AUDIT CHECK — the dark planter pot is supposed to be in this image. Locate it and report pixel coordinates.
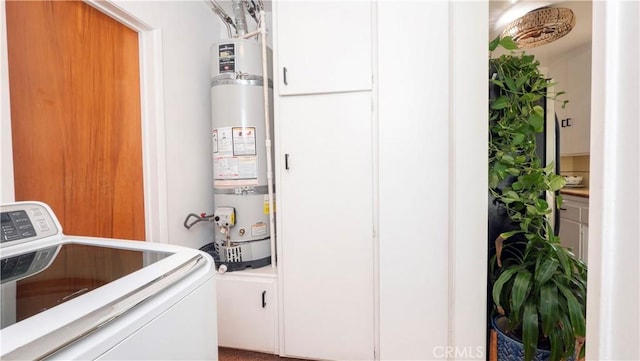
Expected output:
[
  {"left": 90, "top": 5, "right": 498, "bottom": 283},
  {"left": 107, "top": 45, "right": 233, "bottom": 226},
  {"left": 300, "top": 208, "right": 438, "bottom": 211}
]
[{"left": 492, "top": 316, "right": 575, "bottom": 361}]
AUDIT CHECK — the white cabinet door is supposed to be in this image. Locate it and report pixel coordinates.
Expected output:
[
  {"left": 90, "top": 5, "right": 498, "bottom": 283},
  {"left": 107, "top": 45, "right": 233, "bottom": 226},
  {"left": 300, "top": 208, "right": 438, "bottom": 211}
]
[
  {"left": 580, "top": 203, "right": 589, "bottom": 265},
  {"left": 216, "top": 273, "right": 278, "bottom": 353},
  {"left": 581, "top": 224, "right": 589, "bottom": 265},
  {"left": 559, "top": 217, "right": 581, "bottom": 258},
  {"left": 559, "top": 195, "right": 589, "bottom": 264},
  {"left": 274, "top": 1, "right": 372, "bottom": 95},
  {"left": 277, "top": 92, "right": 374, "bottom": 360}
]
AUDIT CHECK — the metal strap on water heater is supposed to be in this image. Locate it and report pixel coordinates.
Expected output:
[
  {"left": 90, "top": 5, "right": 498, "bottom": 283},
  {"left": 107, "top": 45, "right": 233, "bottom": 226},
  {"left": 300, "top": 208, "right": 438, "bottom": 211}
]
[
  {"left": 210, "top": 75, "right": 273, "bottom": 88},
  {"left": 213, "top": 185, "right": 272, "bottom": 195}
]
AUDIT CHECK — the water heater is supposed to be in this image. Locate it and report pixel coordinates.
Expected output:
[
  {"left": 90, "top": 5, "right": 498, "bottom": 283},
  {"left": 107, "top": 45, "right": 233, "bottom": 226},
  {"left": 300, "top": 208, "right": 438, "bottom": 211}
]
[{"left": 209, "top": 38, "right": 274, "bottom": 271}]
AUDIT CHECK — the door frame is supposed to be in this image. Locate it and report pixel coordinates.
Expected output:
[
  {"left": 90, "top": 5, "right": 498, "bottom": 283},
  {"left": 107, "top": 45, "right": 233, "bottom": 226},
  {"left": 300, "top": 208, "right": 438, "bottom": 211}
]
[
  {"left": 0, "top": 0, "right": 169, "bottom": 243},
  {"left": 1, "top": 1, "right": 15, "bottom": 202}
]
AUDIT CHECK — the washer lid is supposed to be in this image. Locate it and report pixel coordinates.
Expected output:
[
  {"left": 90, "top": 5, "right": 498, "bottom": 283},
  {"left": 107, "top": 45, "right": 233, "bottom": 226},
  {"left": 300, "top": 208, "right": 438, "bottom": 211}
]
[
  {"left": 1, "top": 242, "right": 171, "bottom": 329},
  {"left": 1, "top": 239, "right": 209, "bottom": 361}
]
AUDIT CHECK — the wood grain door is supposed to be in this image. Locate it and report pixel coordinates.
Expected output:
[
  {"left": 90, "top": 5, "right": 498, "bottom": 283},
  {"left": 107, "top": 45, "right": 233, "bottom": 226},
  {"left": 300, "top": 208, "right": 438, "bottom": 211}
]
[{"left": 5, "top": 0, "right": 145, "bottom": 240}]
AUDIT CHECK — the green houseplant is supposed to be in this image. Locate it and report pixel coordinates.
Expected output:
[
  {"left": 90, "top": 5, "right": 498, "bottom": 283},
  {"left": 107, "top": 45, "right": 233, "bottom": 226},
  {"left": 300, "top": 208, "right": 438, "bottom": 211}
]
[{"left": 488, "top": 36, "right": 587, "bottom": 361}]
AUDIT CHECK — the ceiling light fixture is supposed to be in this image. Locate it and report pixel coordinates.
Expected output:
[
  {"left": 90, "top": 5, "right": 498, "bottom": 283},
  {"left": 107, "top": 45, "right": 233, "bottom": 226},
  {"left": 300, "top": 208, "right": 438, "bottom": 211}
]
[{"left": 501, "top": 7, "right": 576, "bottom": 48}]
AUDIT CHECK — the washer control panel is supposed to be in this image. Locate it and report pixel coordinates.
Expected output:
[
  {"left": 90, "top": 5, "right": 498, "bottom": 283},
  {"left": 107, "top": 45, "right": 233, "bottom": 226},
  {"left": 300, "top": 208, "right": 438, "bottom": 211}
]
[{"left": 1, "top": 203, "right": 59, "bottom": 246}]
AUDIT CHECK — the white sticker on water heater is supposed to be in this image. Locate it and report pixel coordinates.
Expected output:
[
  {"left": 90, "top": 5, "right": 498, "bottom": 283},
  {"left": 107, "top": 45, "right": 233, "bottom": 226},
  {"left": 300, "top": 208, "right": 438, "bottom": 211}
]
[
  {"left": 213, "top": 126, "right": 259, "bottom": 187},
  {"left": 232, "top": 127, "right": 256, "bottom": 156},
  {"left": 214, "top": 156, "right": 258, "bottom": 186},
  {"left": 215, "top": 127, "right": 234, "bottom": 156},
  {"left": 212, "top": 129, "right": 218, "bottom": 153},
  {"left": 252, "top": 222, "right": 267, "bottom": 237}
]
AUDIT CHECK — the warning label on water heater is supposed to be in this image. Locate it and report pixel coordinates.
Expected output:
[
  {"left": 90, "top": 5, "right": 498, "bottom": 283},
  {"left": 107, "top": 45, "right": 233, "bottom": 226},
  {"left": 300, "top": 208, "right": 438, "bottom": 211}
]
[
  {"left": 218, "top": 43, "right": 235, "bottom": 73},
  {"left": 252, "top": 222, "right": 267, "bottom": 237},
  {"left": 213, "top": 126, "right": 258, "bottom": 186}
]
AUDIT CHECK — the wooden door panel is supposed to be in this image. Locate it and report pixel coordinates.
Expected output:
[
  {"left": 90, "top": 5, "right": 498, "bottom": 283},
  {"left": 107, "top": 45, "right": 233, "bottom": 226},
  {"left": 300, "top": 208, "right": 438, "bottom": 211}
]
[{"left": 5, "top": 0, "right": 145, "bottom": 240}]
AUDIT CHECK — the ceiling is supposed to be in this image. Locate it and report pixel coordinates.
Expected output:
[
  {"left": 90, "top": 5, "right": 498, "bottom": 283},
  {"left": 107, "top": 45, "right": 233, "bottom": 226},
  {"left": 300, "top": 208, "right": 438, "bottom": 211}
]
[
  {"left": 206, "top": 0, "right": 592, "bottom": 66},
  {"left": 489, "top": 0, "right": 593, "bottom": 64}
]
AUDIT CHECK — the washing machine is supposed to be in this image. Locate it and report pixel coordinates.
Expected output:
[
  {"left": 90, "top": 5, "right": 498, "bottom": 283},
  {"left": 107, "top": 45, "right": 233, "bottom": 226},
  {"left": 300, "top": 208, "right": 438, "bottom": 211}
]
[{"left": 0, "top": 201, "right": 218, "bottom": 360}]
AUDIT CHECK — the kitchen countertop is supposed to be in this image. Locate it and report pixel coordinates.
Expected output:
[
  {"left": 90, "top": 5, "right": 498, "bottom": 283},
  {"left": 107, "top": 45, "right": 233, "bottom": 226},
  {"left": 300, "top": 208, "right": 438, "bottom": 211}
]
[{"left": 560, "top": 186, "right": 589, "bottom": 198}]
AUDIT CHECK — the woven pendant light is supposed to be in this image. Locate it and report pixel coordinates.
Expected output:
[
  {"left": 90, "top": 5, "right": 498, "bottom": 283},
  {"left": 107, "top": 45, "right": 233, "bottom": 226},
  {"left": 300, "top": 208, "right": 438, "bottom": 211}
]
[{"left": 501, "top": 7, "right": 576, "bottom": 48}]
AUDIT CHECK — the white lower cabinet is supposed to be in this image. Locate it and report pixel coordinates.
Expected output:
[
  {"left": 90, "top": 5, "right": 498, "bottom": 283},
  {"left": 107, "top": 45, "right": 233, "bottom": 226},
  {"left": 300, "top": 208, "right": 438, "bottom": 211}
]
[
  {"left": 559, "top": 217, "right": 581, "bottom": 258},
  {"left": 581, "top": 224, "right": 589, "bottom": 264},
  {"left": 215, "top": 268, "right": 278, "bottom": 354},
  {"left": 559, "top": 195, "right": 589, "bottom": 264}
]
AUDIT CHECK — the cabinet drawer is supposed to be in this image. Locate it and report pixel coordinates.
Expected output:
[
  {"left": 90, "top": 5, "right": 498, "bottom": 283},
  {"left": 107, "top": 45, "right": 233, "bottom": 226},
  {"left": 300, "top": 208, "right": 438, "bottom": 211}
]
[{"left": 559, "top": 203, "right": 581, "bottom": 222}]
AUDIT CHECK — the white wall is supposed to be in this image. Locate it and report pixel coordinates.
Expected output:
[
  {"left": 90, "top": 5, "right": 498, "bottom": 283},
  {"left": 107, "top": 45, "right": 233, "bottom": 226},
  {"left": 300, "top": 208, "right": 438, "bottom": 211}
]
[
  {"left": 587, "top": 1, "right": 640, "bottom": 359},
  {"left": 377, "top": 1, "right": 488, "bottom": 359},
  {"left": 377, "top": 3, "right": 450, "bottom": 358},
  {"left": 0, "top": 0, "right": 221, "bottom": 249},
  {"left": 543, "top": 43, "right": 592, "bottom": 156},
  {"left": 112, "top": 0, "right": 220, "bottom": 248}
]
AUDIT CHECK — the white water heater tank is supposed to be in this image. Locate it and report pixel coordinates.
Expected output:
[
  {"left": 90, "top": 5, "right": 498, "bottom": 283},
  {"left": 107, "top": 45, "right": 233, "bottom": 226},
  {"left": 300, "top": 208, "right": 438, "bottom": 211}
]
[{"left": 210, "top": 38, "right": 274, "bottom": 271}]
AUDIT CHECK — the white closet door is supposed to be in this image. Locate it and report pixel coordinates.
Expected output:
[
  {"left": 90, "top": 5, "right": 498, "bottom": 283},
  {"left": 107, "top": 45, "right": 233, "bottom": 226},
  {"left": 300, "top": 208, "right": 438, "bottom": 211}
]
[
  {"left": 278, "top": 91, "right": 374, "bottom": 360},
  {"left": 274, "top": 0, "right": 372, "bottom": 95}
]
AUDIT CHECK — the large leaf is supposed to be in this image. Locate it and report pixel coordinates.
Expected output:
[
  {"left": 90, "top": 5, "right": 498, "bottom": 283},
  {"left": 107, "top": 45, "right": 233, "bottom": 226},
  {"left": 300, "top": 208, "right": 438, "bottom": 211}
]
[
  {"left": 539, "top": 282, "right": 559, "bottom": 336},
  {"left": 510, "top": 269, "right": 532, "bottom": 314},
  {"left": 489, "top": 171, "right": 500, "bottom": 188},
  {"left": 491, "top": 96, "right": 510, "bottom": 110},
  {"left": 551, "top": 244, "right": 572, "bottom": 277},
  {"left": 522, "top": 301, "right": 539, "bottom": 361},
  {"left": 512, "top": 133, "right": 525, "bottom": 145},
  {"left": 556, "top": 194, "right": 564, "bottom": 211},
  {"left": 490, "top": 79, "right": 505, "bottom": 89},
  {"left": 502, "top": 154, "right": 515, "bottom": 164},
  {"left": 556, "top": 281, "right": 587, "bottom": 336},
  {"left": 505, "top": 77, "right": 517, "bottom": 92},
  {"left": 500, "top": 229, "right": 524, "bottom": 240},
  {"left": 532, "top": 105, "right": 545, "bottom": 117},
  {"left": 535, "top": 257, "right": 559, "bottom": 284},
  {"left": 495, "top": 230, "right": 525, "bottom": 267},
  {"left": 505, "top": 190, "right": 520, "bottom": 201},
  {"left": 528, "top": 112, "right": 544, "bottom": 132},
  {"left": 543, "top": 161, "right": 556, "bottom": 173},
  {"left": 506, "top": 167, "right": 521, "bottom": 176},
  {"left": 516, "top": 76, "right": 528, "bottom": 90},
  {"left": 519, "top": 93, "right": 542, "bottom": 102},
  {"left": 548, "top": 327, "right": 564, "bottom": 361},
  {"left": 558, "top": 312, "right": 577, "bottom": 359},
  {"left": 492, "top": 266, "right": 520, "bottom": 313},
  {"left": 548, "top": 173, "right": 566, "bottom": 191},
  {"left": 499, "top": 36, "right": 519, "bottom": 50},
  {"left": 489, "top": 36, "right": 501, "bottom": 51},
  {"left": 535, "top": 198, "right": 550, "bottom": 214}
]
